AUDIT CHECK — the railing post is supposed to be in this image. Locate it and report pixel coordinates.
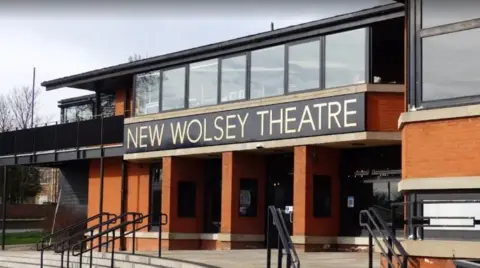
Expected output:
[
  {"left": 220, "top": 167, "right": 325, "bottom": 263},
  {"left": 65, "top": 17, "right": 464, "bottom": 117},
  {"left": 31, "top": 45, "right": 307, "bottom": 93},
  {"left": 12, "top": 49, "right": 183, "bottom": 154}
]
[
  {"left": 132, "top": 216, "right": 136, "bottom": 255},
  {"left": 277, "top": 232, "right": 283, "bottom": 268},
  {"left": 90, "top": 230, "right": 93, "bottom": 268},
  {"left": 286, "top": 253, "right": 292, "bottom": 268},
  {"left": 1, "top": 166, "right": 7, "bottom": 251},
  {"left": 67, "top": 240, "right": 71, "bottom": 268},
  {"left": 368, "top": 227, "right": 373, "bottom": 268},
  {"left": 79, "top": 242, "right": 83, "bottom": 268},
  {"left": 60, "top": 250, "right": 64, "bottom": 268},
  {"left": 111, "top": 232, "right": 116, "bottom": 268},
  {"left": 391, "top": 206, "right": 397, "bottom": 267},
  {"left": 158, "top": 215, "right": 162, "bottom": 258},
  {"left": 40, "top": 250, "right": 44, "bottom": 268},
  {"left": 266, "top": 209, "right": 271, "bottom": 268}
]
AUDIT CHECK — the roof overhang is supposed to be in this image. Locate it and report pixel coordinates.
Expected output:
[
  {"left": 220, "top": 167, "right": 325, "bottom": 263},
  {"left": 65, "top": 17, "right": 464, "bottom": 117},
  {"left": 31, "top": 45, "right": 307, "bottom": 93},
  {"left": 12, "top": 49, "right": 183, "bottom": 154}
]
[{"left": 41, "top": 3, "right": 404, "bottom": 92}]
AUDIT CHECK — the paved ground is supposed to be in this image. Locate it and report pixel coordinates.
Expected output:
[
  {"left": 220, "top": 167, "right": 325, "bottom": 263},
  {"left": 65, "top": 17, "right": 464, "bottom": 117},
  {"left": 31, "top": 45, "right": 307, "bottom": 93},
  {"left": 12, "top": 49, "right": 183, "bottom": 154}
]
[{"left": 145, "top": 250, "right": 381, "bottom": 268}]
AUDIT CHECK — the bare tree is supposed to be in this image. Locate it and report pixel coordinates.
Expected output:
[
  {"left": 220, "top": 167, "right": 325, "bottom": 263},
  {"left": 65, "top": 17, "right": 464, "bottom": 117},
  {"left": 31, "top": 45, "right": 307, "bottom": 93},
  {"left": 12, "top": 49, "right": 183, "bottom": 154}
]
[
  {"left": 128, "top": 53, "right": 143, "bottom": 63},
  {"left": 0, "top": 85, "right": 45, "bottom": 204},
  {"left": 0, "top": 95, "right": 13, "bottom": 132},
  {"left": 8, "top": 86, "right": 42, "bottom": 129}
]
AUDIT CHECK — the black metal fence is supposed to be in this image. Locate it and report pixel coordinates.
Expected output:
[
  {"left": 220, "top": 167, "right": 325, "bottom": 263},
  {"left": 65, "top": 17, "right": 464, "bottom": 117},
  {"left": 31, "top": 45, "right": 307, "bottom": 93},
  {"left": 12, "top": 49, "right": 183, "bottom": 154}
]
[{"left": 0, "top": 115, "right": 124, "bottom": 156}]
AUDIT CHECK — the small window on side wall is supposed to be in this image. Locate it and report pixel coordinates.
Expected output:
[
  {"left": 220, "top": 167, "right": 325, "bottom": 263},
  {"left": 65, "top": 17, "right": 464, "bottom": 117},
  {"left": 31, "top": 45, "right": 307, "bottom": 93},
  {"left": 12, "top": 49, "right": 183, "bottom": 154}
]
[
  {"left": 177, "top": 181, "right": 196, "bottom": 218},
  {"left": 313, "top": 175, "right": 332, "bottom": 218},
  {"left": 239, "top": 178, "right": 258, "bottom": 217}
]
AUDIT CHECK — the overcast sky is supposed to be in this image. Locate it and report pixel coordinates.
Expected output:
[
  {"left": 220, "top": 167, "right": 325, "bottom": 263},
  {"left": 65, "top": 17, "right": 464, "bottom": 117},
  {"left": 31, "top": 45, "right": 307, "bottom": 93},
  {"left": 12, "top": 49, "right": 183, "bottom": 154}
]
[{"left": 0, "top": 0, "right": 396, "bottom": 122}]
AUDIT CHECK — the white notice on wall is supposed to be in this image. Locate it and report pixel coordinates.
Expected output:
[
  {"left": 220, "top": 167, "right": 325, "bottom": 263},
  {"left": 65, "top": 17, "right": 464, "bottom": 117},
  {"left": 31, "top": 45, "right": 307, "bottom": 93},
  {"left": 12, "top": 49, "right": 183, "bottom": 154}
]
[
  {"left": 423, "top": 200, "right": 480, "bottom": 231},
  {"left": 347, "top": 196, "right": 355, "bottom": 208}
]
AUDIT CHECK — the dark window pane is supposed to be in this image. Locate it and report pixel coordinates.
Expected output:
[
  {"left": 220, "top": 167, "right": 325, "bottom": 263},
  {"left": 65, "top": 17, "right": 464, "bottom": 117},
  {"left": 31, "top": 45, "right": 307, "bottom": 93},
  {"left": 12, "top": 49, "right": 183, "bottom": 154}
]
[
  {"left": 313, "top": 175, "right": 332, "bottom": 218},
  {"left": 326, "top": 28, "right": 366, "bottom": 88},
  {"left": 422, "top": 28, "right": 480, "bottom": 101},
  {"left": 177, "top": 181, "right": 196, "bottom": 218},
  {"left": 221, "top": 55, "right": 246, "bottom": 102},
  {"left": 135, "top": 71, "right": 160, "bottom": 115},
  {"left": 239, "top": 178, "right": 258, "bottom": 217},
  {"left": 250, "top": 45, "right": 285, "bottom": 99},
  {"left": 288, "top": 40, "right": 320, "bottom": 92},
  {"left": 422, "top": 0, "right": 480, "bottom": 29},
  {"left": 162, "top": 67, "right": 186, "bottom": 111},
  {"left": 189, "top": 59, "right": 218, "bottom": 108}
]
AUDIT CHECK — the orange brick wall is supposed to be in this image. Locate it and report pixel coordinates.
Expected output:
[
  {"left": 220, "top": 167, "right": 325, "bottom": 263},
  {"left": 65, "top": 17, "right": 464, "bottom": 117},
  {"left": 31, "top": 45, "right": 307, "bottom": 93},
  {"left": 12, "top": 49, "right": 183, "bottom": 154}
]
[
  {"left": 162, "top": 157, "right": 205, "bottom": 234},
  {"left": 87, "top": 158, "right": 150, "bottom": 228},
  {"left": 88, "top": 158, "right": 122, "bottom": 226},
  {"left": 293, "top": 146, "right": 340, "bottom": 237},
  {"left": 403, "top": 117, "right": 480, "bottom": 178},
  {"left": 366, "top": 92, "right": 404, "bottom": 132},
  {"left": 221, "top": 152, "right": 266, "bottom": 235}
]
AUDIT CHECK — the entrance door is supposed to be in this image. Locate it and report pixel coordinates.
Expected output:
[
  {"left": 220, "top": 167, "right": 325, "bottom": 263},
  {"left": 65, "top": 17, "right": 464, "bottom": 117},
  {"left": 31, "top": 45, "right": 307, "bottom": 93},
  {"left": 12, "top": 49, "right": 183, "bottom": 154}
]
[
  {"left": 266, "top": 153, "right": 293, "bottom": 248},
  {"left": 149, "top": 163, "right": 162, "bottom": 231}
]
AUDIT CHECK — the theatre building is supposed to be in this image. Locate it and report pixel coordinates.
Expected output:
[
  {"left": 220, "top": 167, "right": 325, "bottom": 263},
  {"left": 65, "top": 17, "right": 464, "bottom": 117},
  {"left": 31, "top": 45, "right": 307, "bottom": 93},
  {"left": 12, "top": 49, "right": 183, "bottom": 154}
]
[
  {"left": 2, "top": 1, "right": 479, "bottom": 266},
  {"left": 2, "top": 2, "right": 405, "bottom": 251}
]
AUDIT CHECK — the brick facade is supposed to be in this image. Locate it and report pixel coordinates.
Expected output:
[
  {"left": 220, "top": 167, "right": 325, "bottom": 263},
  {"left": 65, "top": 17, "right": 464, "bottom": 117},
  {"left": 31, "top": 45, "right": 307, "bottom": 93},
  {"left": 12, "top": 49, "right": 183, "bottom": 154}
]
[
  {"left": 293, "top": 146, "right": 341, "bottom": 251},
  {"left": 220, "top": 152, "right": 266, "bottom": 249},
  {"left": 403, "top": 117, "right": 480, "bottom": 178}
]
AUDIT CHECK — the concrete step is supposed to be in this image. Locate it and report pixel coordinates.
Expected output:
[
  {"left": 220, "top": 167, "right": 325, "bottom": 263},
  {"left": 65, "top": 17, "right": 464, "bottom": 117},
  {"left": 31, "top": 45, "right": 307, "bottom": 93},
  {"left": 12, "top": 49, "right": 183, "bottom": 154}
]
[{"left": 0, "top": 251, "right": 209, "bottom": 268}]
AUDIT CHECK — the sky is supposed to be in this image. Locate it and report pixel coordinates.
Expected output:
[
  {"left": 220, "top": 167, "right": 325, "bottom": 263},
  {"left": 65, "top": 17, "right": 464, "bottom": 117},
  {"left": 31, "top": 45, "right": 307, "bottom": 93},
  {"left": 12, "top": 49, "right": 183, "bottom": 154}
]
[{"left": 0, "top": 0, "right": 396, "bottom": 122}]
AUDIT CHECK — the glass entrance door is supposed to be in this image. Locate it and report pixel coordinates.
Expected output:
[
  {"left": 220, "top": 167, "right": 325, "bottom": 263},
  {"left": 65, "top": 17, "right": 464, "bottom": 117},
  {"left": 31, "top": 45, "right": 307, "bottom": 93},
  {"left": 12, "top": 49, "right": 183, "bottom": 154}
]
[
  {"left": 149, "top": 163, "right": 162, "bottom": 231},
  {"left": 266, "top": 153, "right": 293, "bottom": 248}
]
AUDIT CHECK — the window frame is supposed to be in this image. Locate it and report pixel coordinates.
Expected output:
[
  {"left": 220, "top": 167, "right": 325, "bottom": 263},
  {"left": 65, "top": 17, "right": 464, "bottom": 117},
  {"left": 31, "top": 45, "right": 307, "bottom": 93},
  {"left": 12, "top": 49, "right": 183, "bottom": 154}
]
[
  {"left": 160, "top": 65, "right": 188, "bottom": 112},
  {"left": 324, "top": 27, "right": 372, "bottom": 89},
  {"left": 130, "top": 8, "right": 399, "bottom": 117},
  {"left": 285, "top": 37, "right": 324, "bottom": 94},
  {"left": 249, "top": 44, "right": 287, "bottom": 100},
  {"left": 188, "top": 58, "right": 220, "bottom": 109},
  {"left": 219, "top": 53, "right": 249, "bottom": 104},
  {"left": 408, "top": 0, "right": 480, "bottom": 110},
  {"left": 133, "top": 71, "right": 161, "bottom": 116}
]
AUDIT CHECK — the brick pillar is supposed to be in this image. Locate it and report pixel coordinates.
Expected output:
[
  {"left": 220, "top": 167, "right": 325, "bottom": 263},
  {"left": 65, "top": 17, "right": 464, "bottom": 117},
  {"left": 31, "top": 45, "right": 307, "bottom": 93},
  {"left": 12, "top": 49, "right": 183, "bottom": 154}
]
[
  {"left": 220, "top": 152, "right": 266, "bottom": 249},
  {"left": 161, "top": 156, "right": 204, "bottom": 250},
  {"left": 293, "top": 146, "right": 340, "bottom": 252}
]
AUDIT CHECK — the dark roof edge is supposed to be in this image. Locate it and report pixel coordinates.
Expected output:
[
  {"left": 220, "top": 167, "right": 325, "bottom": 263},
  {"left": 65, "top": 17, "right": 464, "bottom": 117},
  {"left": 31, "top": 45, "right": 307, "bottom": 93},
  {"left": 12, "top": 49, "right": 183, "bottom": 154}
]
[
  {"left": 42, "top": 3, "right": 404, "bottom": 91},
  {"left": 57, "top": 94, "right": 96, "bottom": 107}
]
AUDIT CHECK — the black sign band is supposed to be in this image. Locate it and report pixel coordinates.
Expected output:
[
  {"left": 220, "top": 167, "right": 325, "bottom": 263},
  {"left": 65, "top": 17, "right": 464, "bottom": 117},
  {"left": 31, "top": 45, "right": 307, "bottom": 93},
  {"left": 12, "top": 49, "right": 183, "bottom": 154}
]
[{"left": 124, "top": 93, "right": 366, "bottom": 153}]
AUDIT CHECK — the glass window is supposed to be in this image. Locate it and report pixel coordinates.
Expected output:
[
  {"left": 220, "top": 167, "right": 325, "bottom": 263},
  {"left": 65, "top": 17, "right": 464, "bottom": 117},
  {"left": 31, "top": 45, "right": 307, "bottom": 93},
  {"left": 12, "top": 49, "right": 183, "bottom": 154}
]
[
  {"left": 189, "top": 59, "right": 218, "bottom": 108},
  {"left": 250, "top": 45, "right": 285, "bottom": 99},
  {"left": 325, "top": 28, "right": 366, "bottom": 89},
  {"left": 221, "top": 55, "right": 246, "bottom": 102},
  {"left": 313, "top": 175, "right": 332, "bottom": 217},
  {"left": 135, "top": 71, "right": 160, "bottom": 115},
  {"left": 63, "top": 104, "right": 93, "bottom": 123},
  {"left": 177, "top": 181, "right": 196, "bottom": 218},
  {"left": 422, "top": 0, "right": 480, "bottom": 29},
  {"left": 288, "top": 40, "right": 320, "bottom": 92},
  {"left": 422, "top": 28, "right": 480, "bottom": 102},
  {"left": 239, "top": 178, "right": 258, "bottom": 217},
  {"left": 162, "top": 67, "right": 186, "bottom": 111}
]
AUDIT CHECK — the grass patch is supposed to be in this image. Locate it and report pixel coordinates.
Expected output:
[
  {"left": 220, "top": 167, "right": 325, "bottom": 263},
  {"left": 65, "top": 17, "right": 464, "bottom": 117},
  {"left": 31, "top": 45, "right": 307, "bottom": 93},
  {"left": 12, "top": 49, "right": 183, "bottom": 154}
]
[{"left": 0, "top": 231, "right": 45, "bottom": 245}]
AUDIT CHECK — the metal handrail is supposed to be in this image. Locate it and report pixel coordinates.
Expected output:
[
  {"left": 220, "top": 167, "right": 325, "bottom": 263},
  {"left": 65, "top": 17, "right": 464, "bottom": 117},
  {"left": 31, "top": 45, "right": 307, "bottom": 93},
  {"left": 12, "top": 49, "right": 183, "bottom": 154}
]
[
  {"left": 53, "top": 212, "right": 140, "bottom": 253},
  {"left": 359, "top": 207, "right": 408, "bottom": 268},
  {"left": 266, "top": 206, "right": 300, "bottom": 268},
  {"left": 276, "top": 208, "right": 300, "bottom": 268},
  {"left": 71, "top": 213, "right": 168, "bottom": 268},
  {"left": 36, "top": 212, "right": 116, "bottom": 268},
  {"left": 36, "top": 212, "right": 116, "bottom": 251}
]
